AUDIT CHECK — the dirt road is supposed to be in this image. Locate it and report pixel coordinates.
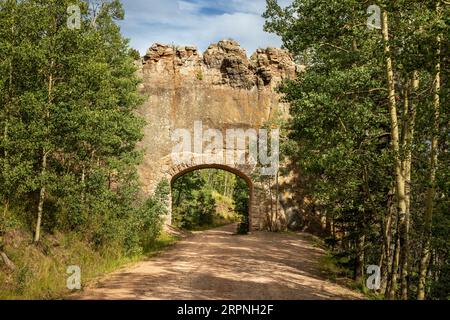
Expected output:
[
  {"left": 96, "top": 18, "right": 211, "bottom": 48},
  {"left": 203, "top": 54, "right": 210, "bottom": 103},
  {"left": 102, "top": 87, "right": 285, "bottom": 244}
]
[{"left": 74, "top": 224, "right": 362, "bottom": 300}]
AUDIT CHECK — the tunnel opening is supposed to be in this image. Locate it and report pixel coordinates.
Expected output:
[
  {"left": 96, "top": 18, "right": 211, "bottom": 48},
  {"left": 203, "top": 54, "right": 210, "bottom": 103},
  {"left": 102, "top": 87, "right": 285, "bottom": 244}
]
[{"left": 170, "top": 166, "right": 252, "bottom": 234}]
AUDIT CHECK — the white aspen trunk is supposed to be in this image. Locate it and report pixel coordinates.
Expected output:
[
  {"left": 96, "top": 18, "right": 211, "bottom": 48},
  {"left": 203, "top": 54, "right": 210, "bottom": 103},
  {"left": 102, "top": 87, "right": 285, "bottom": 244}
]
[
  {"left": 382, "top": 10, "right": 408, "bottom": 299},
  {"left": 400, "top": 71, "right": 419, "bottom": 300},
  {"left": 34, "top": 152, "right": 47, "bottom": 243},
  {"left": 417, "top": 31, "right": 441, "bottom": 301}
]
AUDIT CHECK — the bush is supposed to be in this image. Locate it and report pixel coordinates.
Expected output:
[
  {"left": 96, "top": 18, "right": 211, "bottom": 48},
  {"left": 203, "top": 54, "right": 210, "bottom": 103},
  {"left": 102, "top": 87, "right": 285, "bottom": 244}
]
[
  {"left": 237, "top": 215, "right": 249, "bottom": 235},
  {"left": 82, "top": 179, "right": 169, "bottom": 256},
  {"left": 138, "top": 180, "right": 169, "bottom": 252}
]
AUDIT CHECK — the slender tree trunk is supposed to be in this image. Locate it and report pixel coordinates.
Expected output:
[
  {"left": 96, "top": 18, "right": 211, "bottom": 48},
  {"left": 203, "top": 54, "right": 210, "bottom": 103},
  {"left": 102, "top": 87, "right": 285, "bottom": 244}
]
[
  {"left": 175, "top": 180, "right": 185, "bottom": 207},
  {"left": 355, "top": 234, "right": 365, "bottom": 282},
  {"left": 417, "top": 31, "right": 441, "bottom": 301},
  {"left": 381, "top": 188, "right": 394, "bottom": 294},
  {"left": 388, "top": 212, "right": 401, "bottom": 299},
  {"left": 382, "top": 10, "right": 407, "bottom": 299},
  {"left": 224, "top": 174, "right": 228, "bottom": 197},
  {"left": 2, "top": 198, "right": 9, "bottom": 221},
  {"left": 34, "top": 67, "right": 54, "bottom": 243},
  {"left": 34, "top": 151, "right": 47, "bottom": 243},
  {"left": 81, "top": 165, "right": 86, "bottom": 203},
  {"left": 0, "top": 251, "right": 15, "bottom": 271},
  {"left": 275, "top": 170, "right": 280, "bottom": 230},
  {"left": 399, "top": 78, "right": 410, "bottom": 299},
  {"left": 400, "top": 71, "right": 419, "bottom": 300}
]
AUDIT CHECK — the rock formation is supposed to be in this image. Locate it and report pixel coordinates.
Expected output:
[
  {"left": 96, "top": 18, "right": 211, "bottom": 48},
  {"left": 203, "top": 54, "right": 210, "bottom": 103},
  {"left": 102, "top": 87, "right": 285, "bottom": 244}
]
[
  {"left": 140, "top": 39, "right": 296, "bottom": 90},
  {"left": 136, "top": 40, "right": 299, "bottom": 230}
]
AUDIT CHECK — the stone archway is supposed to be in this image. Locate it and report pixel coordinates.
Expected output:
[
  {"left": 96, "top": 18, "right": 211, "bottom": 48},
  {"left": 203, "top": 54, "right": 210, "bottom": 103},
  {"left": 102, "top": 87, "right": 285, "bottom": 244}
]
[
  {"left": 170, "top": 162, "right": 256, "bottom": 231},
  {"left": 135, "top": 40, "right": 297, "bottom": 231}
]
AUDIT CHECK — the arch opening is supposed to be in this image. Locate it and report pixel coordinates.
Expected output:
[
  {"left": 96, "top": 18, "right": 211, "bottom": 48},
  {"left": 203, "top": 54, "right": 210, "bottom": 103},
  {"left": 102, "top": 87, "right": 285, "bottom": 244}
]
[{"left": 170, "top": 165, "right": 253, "bottom": 234}]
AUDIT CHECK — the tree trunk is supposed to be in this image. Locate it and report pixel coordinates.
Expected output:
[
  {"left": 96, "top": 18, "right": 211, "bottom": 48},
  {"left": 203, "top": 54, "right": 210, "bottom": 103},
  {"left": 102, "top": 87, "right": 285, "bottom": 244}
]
[
  {"left": 2, "top": 198, "right": 9, "bottom": 222},
  {"left": 355, "top": 234, "right": 365, "bottom": 283},
  {"left": 0, "top": 251, "right": 15, "bottom": 271},
  {"left": 275, "top": 170, "right": 280, "bottom": 230},
  {"left": 417, "top": 31, "right": 441, "bottom": 301},
  {"left": 224, "top": 174, "right": 228, "bottom": 197},
  {"left": 34, "top": 151, "right": 47, "bottom": 243},
  {"left": 382, "top": 10, "right": 407, "bottom": 300},
  {"left": 400, "top": 71, "right": 419, "bottom": 300},
  {"left": 381, "top": 188, "right": 394, "bottom": 294},
  {"left": 387, "top": 212, "right": 401, "bottom": 299},
  {"left": 81, "top": 166, "right": 86, "bottom": 203},
  {"left": 34, "top": 65, "right": 54, "bottom": 243}
]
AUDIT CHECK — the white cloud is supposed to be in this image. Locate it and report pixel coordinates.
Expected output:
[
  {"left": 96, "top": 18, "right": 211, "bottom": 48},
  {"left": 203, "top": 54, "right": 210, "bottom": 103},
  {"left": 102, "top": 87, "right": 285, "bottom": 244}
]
[{"left": 118, "top": 0, "right": 291, "bottom": 56}]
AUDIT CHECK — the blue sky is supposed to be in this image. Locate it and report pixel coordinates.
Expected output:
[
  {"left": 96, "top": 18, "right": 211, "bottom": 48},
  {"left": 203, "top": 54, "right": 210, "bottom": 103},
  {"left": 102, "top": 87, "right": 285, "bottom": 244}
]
[{"left": 119, "top": 0, "right": 291, "bottom": 56}]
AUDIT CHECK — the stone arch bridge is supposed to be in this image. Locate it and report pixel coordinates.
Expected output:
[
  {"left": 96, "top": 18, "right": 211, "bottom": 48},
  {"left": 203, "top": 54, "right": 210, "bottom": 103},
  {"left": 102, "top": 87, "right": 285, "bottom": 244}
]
[{"left": 135, "top": 40, "right": 298, "bottom": 231}]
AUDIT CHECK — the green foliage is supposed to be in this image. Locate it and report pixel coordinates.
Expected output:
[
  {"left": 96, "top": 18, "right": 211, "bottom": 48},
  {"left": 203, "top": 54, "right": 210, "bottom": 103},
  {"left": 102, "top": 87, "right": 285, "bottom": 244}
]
[
  {"left": 264, "top": 0, "right": 449, "bottom": 299},
  {"left": 0, "top": 230, "right": 178, "bottom": 299},
  {"left": 320, "top": 252, "right": 353, "bottom": 281},
  {"left": 128, "top": 48, "right": 141, "bottom": 61},
  {"left": 0, "top": 0, "right": 166, "bottom": 259},
  {"left": 233, "top": 177, "right": 250, "bottom": 234},
  {"left": 172, "top": 171, "right": 216, "bottom": 230},
  {"left": 137, "top": 180, "right": 169, "bottom": 252},
  {"left": 172, "top": 169, "right": 248, "bottom": 231}
]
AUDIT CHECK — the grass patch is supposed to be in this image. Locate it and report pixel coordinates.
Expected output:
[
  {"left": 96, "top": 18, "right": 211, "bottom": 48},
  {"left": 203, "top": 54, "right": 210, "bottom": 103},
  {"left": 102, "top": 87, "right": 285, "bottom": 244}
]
[
  {"left": 318, "top": 251, "right": 385, "bottom": 300},
  {"left": 319, "top": 252, "right": 353, "bottom": 281},
  {"left": 0, "top": 229, "right": 179, "bottom": 300},
  {"left": 142, "top": 232, "right": 180, "bottom": 257}
]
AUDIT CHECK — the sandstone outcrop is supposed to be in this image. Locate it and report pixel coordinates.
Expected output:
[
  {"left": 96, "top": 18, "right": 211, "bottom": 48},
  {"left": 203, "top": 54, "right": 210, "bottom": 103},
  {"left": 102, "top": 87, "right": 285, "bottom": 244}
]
[
  {"left": 140, "top": 39, "right": 296, "bottom": 90},
  {"left": 136, "top": 40, "right": 298, "bottom": 230}
]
